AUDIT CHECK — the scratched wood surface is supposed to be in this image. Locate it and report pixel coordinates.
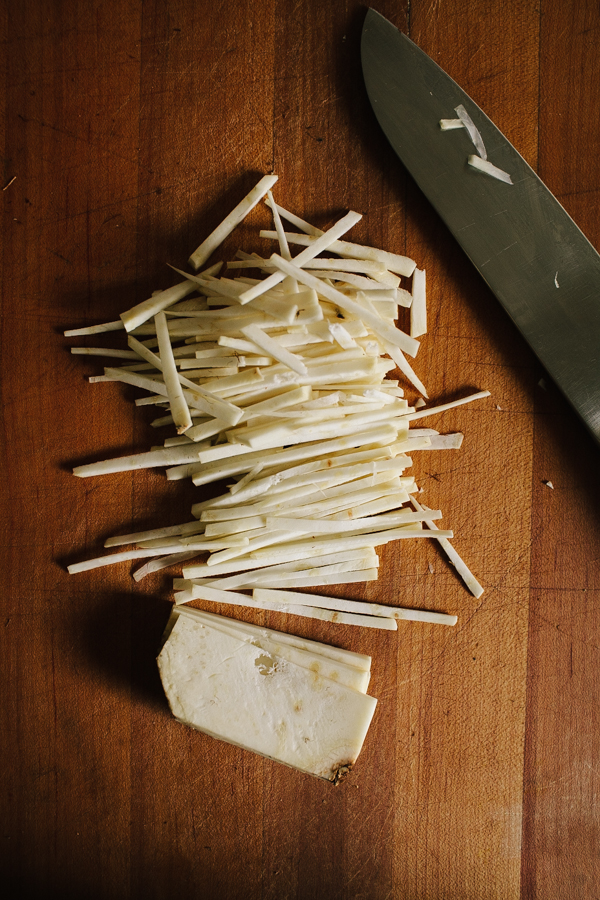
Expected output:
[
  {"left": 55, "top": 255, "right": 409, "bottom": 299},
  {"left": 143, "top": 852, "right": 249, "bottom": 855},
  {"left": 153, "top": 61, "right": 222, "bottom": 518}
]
[{"left": 1, "top": 1, "right": 599, "bottom": 897}]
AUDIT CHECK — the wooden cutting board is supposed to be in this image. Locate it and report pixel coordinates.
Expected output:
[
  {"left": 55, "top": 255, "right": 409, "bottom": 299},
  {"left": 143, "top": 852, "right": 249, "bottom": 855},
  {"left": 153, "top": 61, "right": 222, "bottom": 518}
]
[{"left": 2, "top": 1, "right": 599, "bottom": 897}]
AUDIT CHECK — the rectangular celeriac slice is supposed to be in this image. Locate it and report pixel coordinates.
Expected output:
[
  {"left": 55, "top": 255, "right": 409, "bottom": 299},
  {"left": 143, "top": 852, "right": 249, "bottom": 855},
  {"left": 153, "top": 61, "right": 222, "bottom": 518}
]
[{"left": 157, "top": 613, "right": 377, "bottom": 783}]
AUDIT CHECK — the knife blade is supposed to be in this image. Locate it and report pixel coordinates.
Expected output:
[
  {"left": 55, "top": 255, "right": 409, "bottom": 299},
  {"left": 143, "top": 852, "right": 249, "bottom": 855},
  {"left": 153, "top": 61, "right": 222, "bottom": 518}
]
[{"left": 361, "top": 8, "right": 600, "bottom": 444}]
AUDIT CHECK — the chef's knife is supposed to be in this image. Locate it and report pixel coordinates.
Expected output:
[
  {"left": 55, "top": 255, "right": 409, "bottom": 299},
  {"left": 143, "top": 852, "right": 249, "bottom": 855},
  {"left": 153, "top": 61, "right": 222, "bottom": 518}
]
[{"left": 361, "top": 8, "right": 600, "bottom": 444}]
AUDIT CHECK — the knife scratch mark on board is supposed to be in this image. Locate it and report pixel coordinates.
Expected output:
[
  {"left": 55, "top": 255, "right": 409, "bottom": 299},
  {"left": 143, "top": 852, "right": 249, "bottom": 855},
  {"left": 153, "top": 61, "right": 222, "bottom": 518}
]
[{"left": 498, "top": 241, "right": 518, "bottom": 255}]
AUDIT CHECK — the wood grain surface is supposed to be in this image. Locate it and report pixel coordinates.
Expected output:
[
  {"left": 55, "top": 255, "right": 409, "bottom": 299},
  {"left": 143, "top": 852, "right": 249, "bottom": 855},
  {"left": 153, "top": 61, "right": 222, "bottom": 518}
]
[{"left": 2, "top": 1, "right": 600, "bottom": 897}]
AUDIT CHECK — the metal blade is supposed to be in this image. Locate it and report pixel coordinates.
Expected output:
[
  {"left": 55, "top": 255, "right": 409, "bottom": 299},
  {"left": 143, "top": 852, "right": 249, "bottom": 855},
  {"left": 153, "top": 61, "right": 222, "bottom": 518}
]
[{"left": 361, "top": 8, "right": 600, "bottom": 444}]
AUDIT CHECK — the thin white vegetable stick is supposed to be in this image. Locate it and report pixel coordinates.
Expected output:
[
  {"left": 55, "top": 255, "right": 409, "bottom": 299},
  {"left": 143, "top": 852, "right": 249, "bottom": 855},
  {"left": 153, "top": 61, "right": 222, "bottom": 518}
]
[
  {"left": 410, "top": 268, "right": 427, "bottom": 338},
  {"left": 192, "top": 555, "right": 378, "bottom": 590},
  {"left": 278, "top": 487, "right": 410, "bottom": 522},
  {"left": 195, "top": 565, "right": 378, "bottom": 590},
  {"left": 165, "top": 463, "right": 205, "bottom": 481},
  {"left": 204, "top": 516, "right": 266, "bottom": 538},
  {"left": 189, "top": 424, "right": 399, "bottom": 487},
  {"left": 202, "top": 507, "right": 397, "bottom": 566},
  {"left": 196, "top": 477, "right": 397, "bottom": 520},
  {"left": 162, "top": 434, "right": 195, "bottom": 447},
  {"left": 439, "top": 118, "right": 464, "bottom": 130},
  {"left": 310, "top": 271, "right": 397, "bottom": 291},
  {"left": 267, "top": 191, "right": 292, "bottom": 261},
  {"left": 352, "top": 293, "right": 428, "bottom": 397},
  {"left": 270, "top": 255, "right": 420, "bottom": 358},
  {"left": 421, "top": 433, "right": 464, "bottom": 450},
  {"left": 73, "top": 444, "right": 204, "bottom": 477},
  {"left": 259, "top": 515, "right": 415, "bottom": 539},
  {"left": 229, "top": 405, "right": 393, "bottom": 449},
  {"left": 330, "top": 491, "right": 411, "bottom": 520},
  {"left": 254, "top": 567, "right": 379, "bottom": 589},
  {"left": 255, "top": 400, "right": 388, "bottom": 421},
  {"left": 266, "top": 509, "right": 441, "bottom": 534},
  {"left": 227, "top": 412, "right": 402, "bottom": 453},
  {"left": 238, "top": 357, "right": 274, "bottom": 368},
  {"left": 101, "top": 366, "right": 240, "bottom": 425},
  {"left": 296, "top": 391, "right": 343, "bottom": 407},
  {"left": 71, "top": 347, "right": 139, "bottom": 359},
  {"left": 246, "top": 527, "right": 452, "bottom": 567},
  {"left": 239, "top": 210, "right": 363, "bottom": 304},
  {"left": 246, "top": 359, "right": 396, "bottom": 395},
  {"left": 254, "top": 588, "right": 457, "bottom": 626},
  {"left": 64, "top": 320, "right": 124, "bottom": 337},
  {"left": 196, "top": 566, "right": 379, "bottom": 591},
  {"left": 219, "top": 446, "right": 405, "bottom": 509},
  {"left": 467, "top": 155, "right": 513, "bottom": 185},
  {"left": 263, "top": 196, "right": 322, "bottom": 235},
  {"left": 218, "top": 335, "right": 268, "bottom": 355},
  {"left": 240, "top": 323, "right": 308, "bottom": 375},
  {"left": 105, "top": 520, "right": 205, "bottom": 548},
  {"left": 185, "top": 550, "right": 378, "bottom": 585},
  {"left": 455, "top": 104, "right": 487, "bottom": 159},
  {"left": 219, "top": 445, "right": 395, "bottom": 505},
  {"left": 182, "top": 545, "right": 381, "bottom": 579},
  {"left": 133, "top": 550, "right": 201, "bottom": 582},
  {"left": 254, "top": 455, "right": 409, "bottom": 497},
  {"left": 185, "top": 416, "right": 231, "bottom": 443},
  {"left": 328, "top": 322, "right": 357, "bottom": 349},
  {"left": 188, "top": 174, "right": 278, "bottom": 270},
  {"left": 195, "top": 347, "right": 240, "bottom": 359},
  {"left": 212, "top": 282, "right": 299, "bottom": 324},
  {"left": 267, "top": 188, "right": 298, "bottom": 294},
  {"left": 180, "top": 355, "right": 239, "bottom": 368},
  {"left": 193, "top": 367, "right": 264, "bottom": 398},
  {"left": 238, "top": 385, "right": 312, "bottom": 423},
  {"left": 137, "top": 533, "right": 249, "bottom": 551},
  {"left": 178, "top": 367, "right": 240, "bottom": 378},
  {"left": 197, "top": 443, "right": 255, "bottom": 465},
  {"left": 229, "top": 256, "right": 395, "bottom": 279},
  {"left": 360, "top": 298, "right": 398, "bottom": 320},
  {"left": 121, "top": 279, "right": 199, "bottom": 333},
  {"left": 411, "top": 497, "right": 484, "bottom": 599},
  {"left": 127, "top": 334, "right": 169, "bottom": 372},
  {"left": 262, "top": 603, "right": 398, "bottom": 629},
  {"left": 154, "top": 311, "right": 192, "bottom": 434},
  {"left": 396, "top": 287, "right": 414, "bottom": 308},
  {"left": 406, "top": 390, "right": 490, "bottom": 421},
  {"left": 229, "top": 462, "right": 265, "bottom": 494},
  {"left": 67, "top": 547, "right": 184, "bottom": 574},
  {"left": 259, "top": 228, "right": 416, "bottom": 277},
  {"left": 166, "top": 297, "right": 210, "bottom": 314},
  {"left": 177, "top": 583, "right": 398, "bottom": 630}
]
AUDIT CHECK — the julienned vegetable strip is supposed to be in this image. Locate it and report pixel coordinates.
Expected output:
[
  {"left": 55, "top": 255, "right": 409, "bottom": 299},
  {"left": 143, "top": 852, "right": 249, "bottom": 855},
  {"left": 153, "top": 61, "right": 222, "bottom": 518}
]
[
  {"left": 188, "top": 174, "right": 278, "bottom": 271},
  {"left": 239, "top": 210, "right": 363, "bottom": 304},
  {"left": 411, "top": 497, "right": 484, "bottom": 599},
  {"left": 66, "top": 174, "right": 488, "bottom": 629},
  {"left": 467, "top": 155, "right": 513, "bottom": 185},
  {"left": 454, "top": 104, "right": 487, "bottom": 160}
]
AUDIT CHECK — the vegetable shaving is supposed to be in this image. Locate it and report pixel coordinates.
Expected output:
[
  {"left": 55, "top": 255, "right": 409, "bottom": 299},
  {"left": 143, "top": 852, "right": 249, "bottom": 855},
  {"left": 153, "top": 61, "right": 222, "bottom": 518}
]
[{"left": 441, "top": 104, "right": 513, "bottom": 184}]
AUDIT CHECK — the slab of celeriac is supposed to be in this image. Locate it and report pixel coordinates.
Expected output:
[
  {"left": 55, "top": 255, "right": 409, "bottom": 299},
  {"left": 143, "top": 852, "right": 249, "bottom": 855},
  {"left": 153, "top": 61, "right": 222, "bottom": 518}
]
[
  {"left": 169, "top": 607, "right": 372, "bottom": 692},
  {"left": 157, "top": 613, "right": 377, "bottom": 783}
]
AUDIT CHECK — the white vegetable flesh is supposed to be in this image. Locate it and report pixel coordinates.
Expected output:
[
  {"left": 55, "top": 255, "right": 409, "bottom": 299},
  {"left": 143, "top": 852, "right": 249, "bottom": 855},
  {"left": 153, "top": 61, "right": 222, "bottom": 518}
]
[
  {"left": 454, "top": 104, "right": 487, "bottom": 160},
  {"left": 67, "top": 176, "right": 487, "bottom": 621},
  {"left": 467, "top": 155, "right": 513, "bottom": 185},
  {"left": 441, "top": 105, "right": 513, "bottom": 185},
  {"left": 157, "top": 613, "right": 377, "bottom": 783}
]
